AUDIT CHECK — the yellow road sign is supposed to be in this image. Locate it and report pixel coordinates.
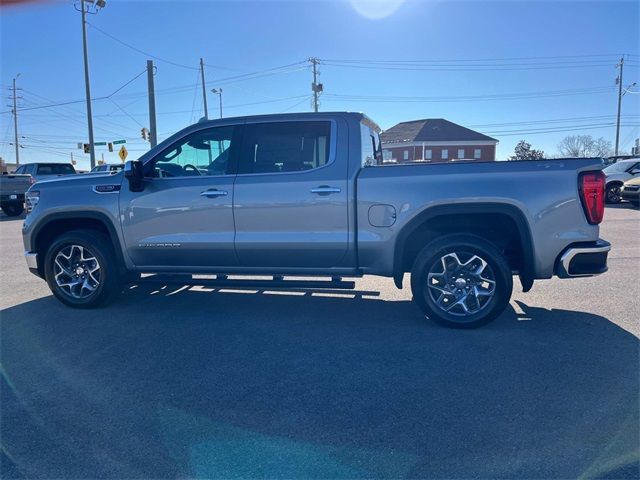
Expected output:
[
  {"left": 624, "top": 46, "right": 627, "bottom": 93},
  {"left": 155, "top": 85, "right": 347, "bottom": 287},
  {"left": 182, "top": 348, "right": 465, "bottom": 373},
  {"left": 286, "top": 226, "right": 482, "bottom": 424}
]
[{"left": 118, "top": 145, "right": 128, "bottom": 162}]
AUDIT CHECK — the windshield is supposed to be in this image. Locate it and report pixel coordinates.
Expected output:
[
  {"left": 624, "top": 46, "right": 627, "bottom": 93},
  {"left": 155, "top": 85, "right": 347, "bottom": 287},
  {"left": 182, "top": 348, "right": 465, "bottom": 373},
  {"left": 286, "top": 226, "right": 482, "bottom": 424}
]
[
  {"left": 37, "top": 164, "right": 76, "bottom": 175},
  {"left": 603, "top": 160, "right": 636, "bottom": 174}
]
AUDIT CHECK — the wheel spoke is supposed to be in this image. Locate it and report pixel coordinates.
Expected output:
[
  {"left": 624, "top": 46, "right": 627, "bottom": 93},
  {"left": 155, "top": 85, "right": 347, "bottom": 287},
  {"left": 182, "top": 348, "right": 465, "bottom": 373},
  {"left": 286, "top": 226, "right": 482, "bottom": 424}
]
[
  {"left": 426, "top": 250, "right": 497, "bottom": 318},
  {"left": 53, "top": 244, "right": 101, "bottom": 300}
]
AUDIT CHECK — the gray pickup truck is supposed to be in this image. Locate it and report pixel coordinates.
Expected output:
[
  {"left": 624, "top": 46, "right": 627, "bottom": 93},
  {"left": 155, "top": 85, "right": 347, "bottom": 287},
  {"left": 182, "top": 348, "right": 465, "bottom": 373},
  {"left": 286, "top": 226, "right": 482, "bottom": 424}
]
[
  {"left": 22, "top": 112, "right": 610, "bottom": 328},
  {"left": 1, "top": 172, "right": 32, "bottom": 216}
]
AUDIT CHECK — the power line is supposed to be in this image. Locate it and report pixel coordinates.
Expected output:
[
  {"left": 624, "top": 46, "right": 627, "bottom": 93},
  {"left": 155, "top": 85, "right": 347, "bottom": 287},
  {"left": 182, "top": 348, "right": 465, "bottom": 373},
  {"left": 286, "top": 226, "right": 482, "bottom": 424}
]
[
  {"left": 486, "top": 123, "right": 640, "bottom": 137},
  {"left": 468, "top": 114, "right": 639, "bottom": 128},
  {"left": 87, "top": 22, "right": 200, "bottom": 71},
  {"left": 324, "top": 86, "right": 615, "bottom": 103}
]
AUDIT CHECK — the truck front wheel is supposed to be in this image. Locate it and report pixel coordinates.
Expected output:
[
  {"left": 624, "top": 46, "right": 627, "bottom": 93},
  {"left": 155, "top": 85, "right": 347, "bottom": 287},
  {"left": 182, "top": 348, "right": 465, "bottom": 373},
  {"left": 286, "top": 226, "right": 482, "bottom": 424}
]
[
  {"left": 44, "top": 230, "right": 120, "bottom": 308},
  {"left": 410, "top": 234, "right": 513, "bottom": 328}
]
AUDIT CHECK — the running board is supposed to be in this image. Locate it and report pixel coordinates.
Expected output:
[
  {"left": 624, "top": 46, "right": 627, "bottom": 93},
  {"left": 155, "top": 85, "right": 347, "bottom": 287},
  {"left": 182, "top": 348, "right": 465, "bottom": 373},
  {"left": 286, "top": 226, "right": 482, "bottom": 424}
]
[{"left": 138, "top": 274, "right": 356, "bottom": 290}]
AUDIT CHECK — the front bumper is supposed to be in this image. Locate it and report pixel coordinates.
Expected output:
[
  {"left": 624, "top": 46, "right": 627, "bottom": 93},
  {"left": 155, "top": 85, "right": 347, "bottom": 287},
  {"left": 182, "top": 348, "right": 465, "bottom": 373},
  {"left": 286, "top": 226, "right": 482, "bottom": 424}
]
[
  {"left": 24, "top": 251, "right": 40, "bottom": 277},
  {"left": 621, "top": 185, "right": 640, "bottom": 202},
  {"left": 555, "top": 239, "right": 611, "bottom": 278}
]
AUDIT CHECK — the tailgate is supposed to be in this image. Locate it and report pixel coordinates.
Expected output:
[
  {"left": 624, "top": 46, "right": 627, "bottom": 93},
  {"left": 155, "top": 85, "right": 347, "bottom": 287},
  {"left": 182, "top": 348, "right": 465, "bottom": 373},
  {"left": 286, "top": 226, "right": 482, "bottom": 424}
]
[{"left": 0, "top": 175, "right": 32, "bottom": 195}]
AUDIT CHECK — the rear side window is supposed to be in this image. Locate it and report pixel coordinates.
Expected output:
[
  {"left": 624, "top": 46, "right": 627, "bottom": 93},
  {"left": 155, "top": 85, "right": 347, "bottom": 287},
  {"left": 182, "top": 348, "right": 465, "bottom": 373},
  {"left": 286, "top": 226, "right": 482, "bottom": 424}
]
[
  {"left": 241, "top": 121, "right": 331, "bottom": 174},
  {"left": 36, "top": 164, "right": 75, "bottom": 175}
]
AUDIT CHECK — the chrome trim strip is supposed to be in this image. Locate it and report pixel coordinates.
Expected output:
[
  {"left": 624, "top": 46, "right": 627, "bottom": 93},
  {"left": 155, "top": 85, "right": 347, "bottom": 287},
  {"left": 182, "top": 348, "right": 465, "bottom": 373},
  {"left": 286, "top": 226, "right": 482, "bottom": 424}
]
[
  {"left": 25, "top": 251, "right": 38, "bottom": 269},
  {"left": 560, "top": 242, "right": 611, "bottom": 277}
]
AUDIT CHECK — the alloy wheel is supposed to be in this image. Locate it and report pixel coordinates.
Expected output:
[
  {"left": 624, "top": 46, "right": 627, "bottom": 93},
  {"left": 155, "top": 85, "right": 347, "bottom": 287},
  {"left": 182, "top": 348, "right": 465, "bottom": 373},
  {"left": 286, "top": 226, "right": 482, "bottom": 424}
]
[
  {"left": 53, "top": 244, "right": 101, "bottom": 299},
  {"left": 426, "top": 252, "right": 496, "bottom": 317}
]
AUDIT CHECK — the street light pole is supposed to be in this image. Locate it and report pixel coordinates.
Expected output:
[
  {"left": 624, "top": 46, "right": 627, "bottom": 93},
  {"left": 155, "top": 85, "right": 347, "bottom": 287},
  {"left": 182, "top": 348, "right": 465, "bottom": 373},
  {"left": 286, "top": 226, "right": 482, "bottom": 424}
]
[
  {"left": 80, "top": 0, "right": 96, "bottom": 168},
  {"left": 211, "top": 88, "right": 223, "bottom": 118}
]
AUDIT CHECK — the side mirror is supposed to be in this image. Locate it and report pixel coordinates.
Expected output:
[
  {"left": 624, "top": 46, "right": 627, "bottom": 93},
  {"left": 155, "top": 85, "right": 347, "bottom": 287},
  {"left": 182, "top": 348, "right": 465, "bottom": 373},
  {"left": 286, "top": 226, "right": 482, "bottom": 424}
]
[{"left": 124, "top": 160, "right": 144, "bottom": 192}]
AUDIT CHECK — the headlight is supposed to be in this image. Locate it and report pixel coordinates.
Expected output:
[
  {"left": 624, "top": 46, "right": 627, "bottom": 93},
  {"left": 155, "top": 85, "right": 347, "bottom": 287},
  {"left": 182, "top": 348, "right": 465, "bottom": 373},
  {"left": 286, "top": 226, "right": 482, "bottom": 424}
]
[{"left": 25, "top": 190, "right": 40, "bottom": 214}]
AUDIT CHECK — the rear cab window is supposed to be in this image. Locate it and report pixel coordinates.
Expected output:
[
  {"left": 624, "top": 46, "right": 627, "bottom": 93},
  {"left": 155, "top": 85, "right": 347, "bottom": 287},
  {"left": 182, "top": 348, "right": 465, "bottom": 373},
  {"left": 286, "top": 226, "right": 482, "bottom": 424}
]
[
  {"left": 240, "top": 121, "right": 331, "bottom": 174},
  {"left": 360, "top": 117, "right": 381, "bottom": 167},
  {"left": 36, "top": 163, "right": 76, "bottom": 175}
]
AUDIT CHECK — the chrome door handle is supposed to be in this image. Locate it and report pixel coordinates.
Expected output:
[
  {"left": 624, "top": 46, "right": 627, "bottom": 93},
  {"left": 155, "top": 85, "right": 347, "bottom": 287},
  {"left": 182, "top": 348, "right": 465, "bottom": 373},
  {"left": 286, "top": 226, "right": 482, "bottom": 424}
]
[
  {"left": 200, "top": 189, "right": 228, "bottom": 197},
  {"left": 311, "top": 186, "right": 341, "bottom": 195}
]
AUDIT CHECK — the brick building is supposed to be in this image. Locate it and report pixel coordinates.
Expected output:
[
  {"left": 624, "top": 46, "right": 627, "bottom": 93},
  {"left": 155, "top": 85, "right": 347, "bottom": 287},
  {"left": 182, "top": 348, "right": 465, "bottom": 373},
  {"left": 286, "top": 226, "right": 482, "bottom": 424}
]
[{"left": 380, "top": 118, "right": 498, "bottom": 163}]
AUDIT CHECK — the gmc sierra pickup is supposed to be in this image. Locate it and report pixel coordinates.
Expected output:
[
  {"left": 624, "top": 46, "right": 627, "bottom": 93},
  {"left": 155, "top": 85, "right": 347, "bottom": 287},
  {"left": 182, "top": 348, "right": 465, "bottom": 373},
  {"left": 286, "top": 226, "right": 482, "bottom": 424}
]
[{"left": 22, "top": 112, "right": 610, "bottom": 328}]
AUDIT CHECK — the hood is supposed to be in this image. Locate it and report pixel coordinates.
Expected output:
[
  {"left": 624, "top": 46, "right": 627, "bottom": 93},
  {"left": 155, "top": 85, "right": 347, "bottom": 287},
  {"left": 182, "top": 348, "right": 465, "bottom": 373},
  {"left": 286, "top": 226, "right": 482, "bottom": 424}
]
[{"left": 33, "top": 171, "right": 122, "bottom": 187}]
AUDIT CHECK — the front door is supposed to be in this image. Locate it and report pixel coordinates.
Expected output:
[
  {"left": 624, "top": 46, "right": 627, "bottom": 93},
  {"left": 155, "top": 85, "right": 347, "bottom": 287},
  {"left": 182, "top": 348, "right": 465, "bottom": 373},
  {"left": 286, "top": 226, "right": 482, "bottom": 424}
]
[
  {"left": 233, "top": 119, "right": 349, "bottom": 268},
  {"left": 120, "top": 124, "right": 241, "bottom": 268}
]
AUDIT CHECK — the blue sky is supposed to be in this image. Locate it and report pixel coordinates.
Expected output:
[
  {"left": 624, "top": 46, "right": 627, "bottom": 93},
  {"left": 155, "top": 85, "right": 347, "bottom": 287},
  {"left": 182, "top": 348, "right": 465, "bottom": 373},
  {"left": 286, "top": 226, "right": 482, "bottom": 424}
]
[{"left": 1, "top": 0, "right": 638, "bottom": 169}]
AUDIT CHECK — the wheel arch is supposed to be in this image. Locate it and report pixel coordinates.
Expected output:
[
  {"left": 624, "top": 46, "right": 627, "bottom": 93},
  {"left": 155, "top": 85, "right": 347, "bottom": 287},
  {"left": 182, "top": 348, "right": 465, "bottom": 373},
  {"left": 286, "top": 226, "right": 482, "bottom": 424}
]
[
  {"left": 392, "top": 202, "right": 535, "bottom": 291},
  {"left": 31, "top": 211, "right": 127, "bottom": 278}
]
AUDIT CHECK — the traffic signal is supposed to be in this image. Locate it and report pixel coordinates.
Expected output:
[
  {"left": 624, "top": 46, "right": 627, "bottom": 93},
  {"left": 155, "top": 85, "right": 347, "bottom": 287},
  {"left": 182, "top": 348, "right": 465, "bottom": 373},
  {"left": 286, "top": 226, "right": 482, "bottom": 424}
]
[
  {"left": 83, "top": 143, "right": 90, "bottom": 154},
  {"left": 108, "top": 142, "right": 113, "bottom": 152},
  {"left": 141, "top": 128, "right": 148, "bottom": 141}
]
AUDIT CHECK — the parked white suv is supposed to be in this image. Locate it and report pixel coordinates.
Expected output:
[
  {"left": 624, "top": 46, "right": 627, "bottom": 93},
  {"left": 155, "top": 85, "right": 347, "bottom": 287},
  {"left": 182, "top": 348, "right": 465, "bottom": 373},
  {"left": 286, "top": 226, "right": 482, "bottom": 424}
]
[{"left": 603, "top": 158, "right": 640, "bottom": 203}]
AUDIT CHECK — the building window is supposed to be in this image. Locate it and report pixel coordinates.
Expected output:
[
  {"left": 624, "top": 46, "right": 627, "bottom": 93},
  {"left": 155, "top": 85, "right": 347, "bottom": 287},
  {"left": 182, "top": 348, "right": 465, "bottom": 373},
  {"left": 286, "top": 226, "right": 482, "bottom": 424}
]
[
  {"left": 474, "top": 148, "right": 481, "bottom": 159},
  {"left": 403, "top": 150, "right": 409, "bottom": 161},
  {"left": 425, "top": 149, "right": 432, "bottom": 160},
  {"left": 458, "top": 149, "right": 464, "bottom": 159},
  {"left": 382, "top": 149, "right": 392, "bottom": 161},
  {"left": 441, "top": 149, "right": 448, "bottom": 160}
]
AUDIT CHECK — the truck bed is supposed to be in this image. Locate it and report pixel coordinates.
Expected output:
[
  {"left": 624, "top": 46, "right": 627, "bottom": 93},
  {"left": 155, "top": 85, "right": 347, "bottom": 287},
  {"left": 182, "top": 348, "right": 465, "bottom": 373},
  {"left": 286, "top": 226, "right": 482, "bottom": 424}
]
[{"left": 356, "top": 158, "right": 604, "bottom": 278}]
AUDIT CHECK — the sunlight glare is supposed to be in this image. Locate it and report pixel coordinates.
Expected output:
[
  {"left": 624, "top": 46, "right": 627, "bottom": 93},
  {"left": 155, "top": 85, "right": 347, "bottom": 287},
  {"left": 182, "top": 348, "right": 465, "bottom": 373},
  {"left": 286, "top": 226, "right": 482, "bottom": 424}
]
[{"left": 349, "top": 0, "right": 406, "bottom": 20}]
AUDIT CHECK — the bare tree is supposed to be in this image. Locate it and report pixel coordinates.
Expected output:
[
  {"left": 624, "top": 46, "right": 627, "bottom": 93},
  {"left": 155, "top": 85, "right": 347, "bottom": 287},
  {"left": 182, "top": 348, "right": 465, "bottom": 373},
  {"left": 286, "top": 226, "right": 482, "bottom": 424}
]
[
  {"left": 557, "top": 135, "right": 613, "bottom": 158},
  {"left": 509, "top": 140, "right": 545, "bottom": 160}
]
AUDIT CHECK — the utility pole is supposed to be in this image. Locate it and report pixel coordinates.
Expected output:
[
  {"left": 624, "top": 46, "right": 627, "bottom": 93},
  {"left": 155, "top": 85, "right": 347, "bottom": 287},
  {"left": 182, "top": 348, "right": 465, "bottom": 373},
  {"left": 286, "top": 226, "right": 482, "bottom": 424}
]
[
  {"left": 310, "top": 57, "right": 321, "bottom": 112},
  {"left": 80, "top": 0, "right": 96, "bottom": 168},
  {"left": 11, "top": 74, "right": 20, "bottom": 166},
  {"left": 147, "top": 60, "right": 158, "bottom": 147},
  {"left": 200, "top": 58, "right": 209, "bottom": 119},
  {"left": 614, "top": 56, "right": 624, "bottom": 157}
]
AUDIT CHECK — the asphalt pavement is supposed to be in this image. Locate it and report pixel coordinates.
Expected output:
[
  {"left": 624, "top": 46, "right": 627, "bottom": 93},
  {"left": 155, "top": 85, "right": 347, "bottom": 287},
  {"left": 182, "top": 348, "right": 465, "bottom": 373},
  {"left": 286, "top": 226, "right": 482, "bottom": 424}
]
[{"left": 1, "top": 204, "right": 638, "bottom": 478}]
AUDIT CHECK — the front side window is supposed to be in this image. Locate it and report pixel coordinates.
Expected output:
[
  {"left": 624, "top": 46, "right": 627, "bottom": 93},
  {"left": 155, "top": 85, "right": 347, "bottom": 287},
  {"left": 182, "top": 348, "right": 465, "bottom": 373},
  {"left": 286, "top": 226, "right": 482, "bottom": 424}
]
[
  {"left": 442, "top": 149, "right": 449, "bottom": 160},
  {"left": 151, "top": 125, "right": 237, "bottom": 177},
  {"left": 241, "top": 121, "right": 330, "bottom": 174}
]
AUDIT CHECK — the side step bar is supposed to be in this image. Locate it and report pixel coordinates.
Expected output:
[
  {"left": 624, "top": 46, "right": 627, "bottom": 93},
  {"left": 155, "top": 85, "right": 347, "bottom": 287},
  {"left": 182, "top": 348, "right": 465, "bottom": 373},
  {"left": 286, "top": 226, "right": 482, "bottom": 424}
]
[{"left": 139, "top": 274, "right": 356, "bottom": 290}]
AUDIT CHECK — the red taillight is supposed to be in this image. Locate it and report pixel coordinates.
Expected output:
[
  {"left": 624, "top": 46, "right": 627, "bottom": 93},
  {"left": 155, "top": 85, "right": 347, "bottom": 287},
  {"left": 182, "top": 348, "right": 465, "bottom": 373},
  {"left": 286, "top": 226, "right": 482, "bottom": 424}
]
[{"left": 579, "top": 171, "right": 605, "bottom": 225}]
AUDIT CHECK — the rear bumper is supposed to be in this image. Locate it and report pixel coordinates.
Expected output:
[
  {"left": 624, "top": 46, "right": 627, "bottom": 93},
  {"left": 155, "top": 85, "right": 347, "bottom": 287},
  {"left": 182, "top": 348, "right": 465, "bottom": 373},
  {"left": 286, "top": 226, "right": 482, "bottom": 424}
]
[
  {"left": 1, "top": 193, "right": 25, "bottom": 204},
  {"left": 555, "top": 239, "right": 611, "bottom": 278}
]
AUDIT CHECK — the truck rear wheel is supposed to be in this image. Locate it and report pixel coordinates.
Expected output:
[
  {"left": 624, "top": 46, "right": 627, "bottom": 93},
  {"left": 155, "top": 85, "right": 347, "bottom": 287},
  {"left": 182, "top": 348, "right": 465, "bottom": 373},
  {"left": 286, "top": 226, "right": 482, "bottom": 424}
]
[
  {"left": 410, "top": 234, "right": 513, "bottom": 328},
  {"left": 2, "top": 203, "right": 24, "bottom": 217},
  {"left": 44, "top": 230, "right": 120, "bottom": 308}
]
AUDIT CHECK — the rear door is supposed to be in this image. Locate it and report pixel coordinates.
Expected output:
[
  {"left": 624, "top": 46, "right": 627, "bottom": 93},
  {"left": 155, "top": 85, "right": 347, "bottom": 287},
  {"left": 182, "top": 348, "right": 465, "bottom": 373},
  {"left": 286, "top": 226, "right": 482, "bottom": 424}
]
[
  {"left": 119, "top": 124, "right": 242, "bottom": 268},
  {"left": 233, "top": 119, "right": 349, "bottom": 268}
]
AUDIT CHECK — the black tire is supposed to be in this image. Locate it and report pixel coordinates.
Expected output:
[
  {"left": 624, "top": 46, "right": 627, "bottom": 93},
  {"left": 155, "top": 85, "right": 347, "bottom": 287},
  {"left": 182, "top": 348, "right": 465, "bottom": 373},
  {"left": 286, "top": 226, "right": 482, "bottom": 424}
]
[
  {"left": 44, "top": 229, "right": 121, "bottom": 308},
  {"left": 2, "top": 203, "right": 24, "bottom": 217},
  {"left": 410, "top": 234, "right": 513, "bottom": 329},
  {"left": 605, "top": 183, "right": 622, "bottom": 204}
]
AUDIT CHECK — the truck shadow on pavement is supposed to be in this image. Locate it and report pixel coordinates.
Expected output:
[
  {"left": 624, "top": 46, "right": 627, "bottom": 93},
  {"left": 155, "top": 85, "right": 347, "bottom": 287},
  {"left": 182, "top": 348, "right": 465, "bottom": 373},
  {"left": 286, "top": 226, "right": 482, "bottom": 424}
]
[{"left": 2, "top": 284, "right": 639, "bottom": 479}]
